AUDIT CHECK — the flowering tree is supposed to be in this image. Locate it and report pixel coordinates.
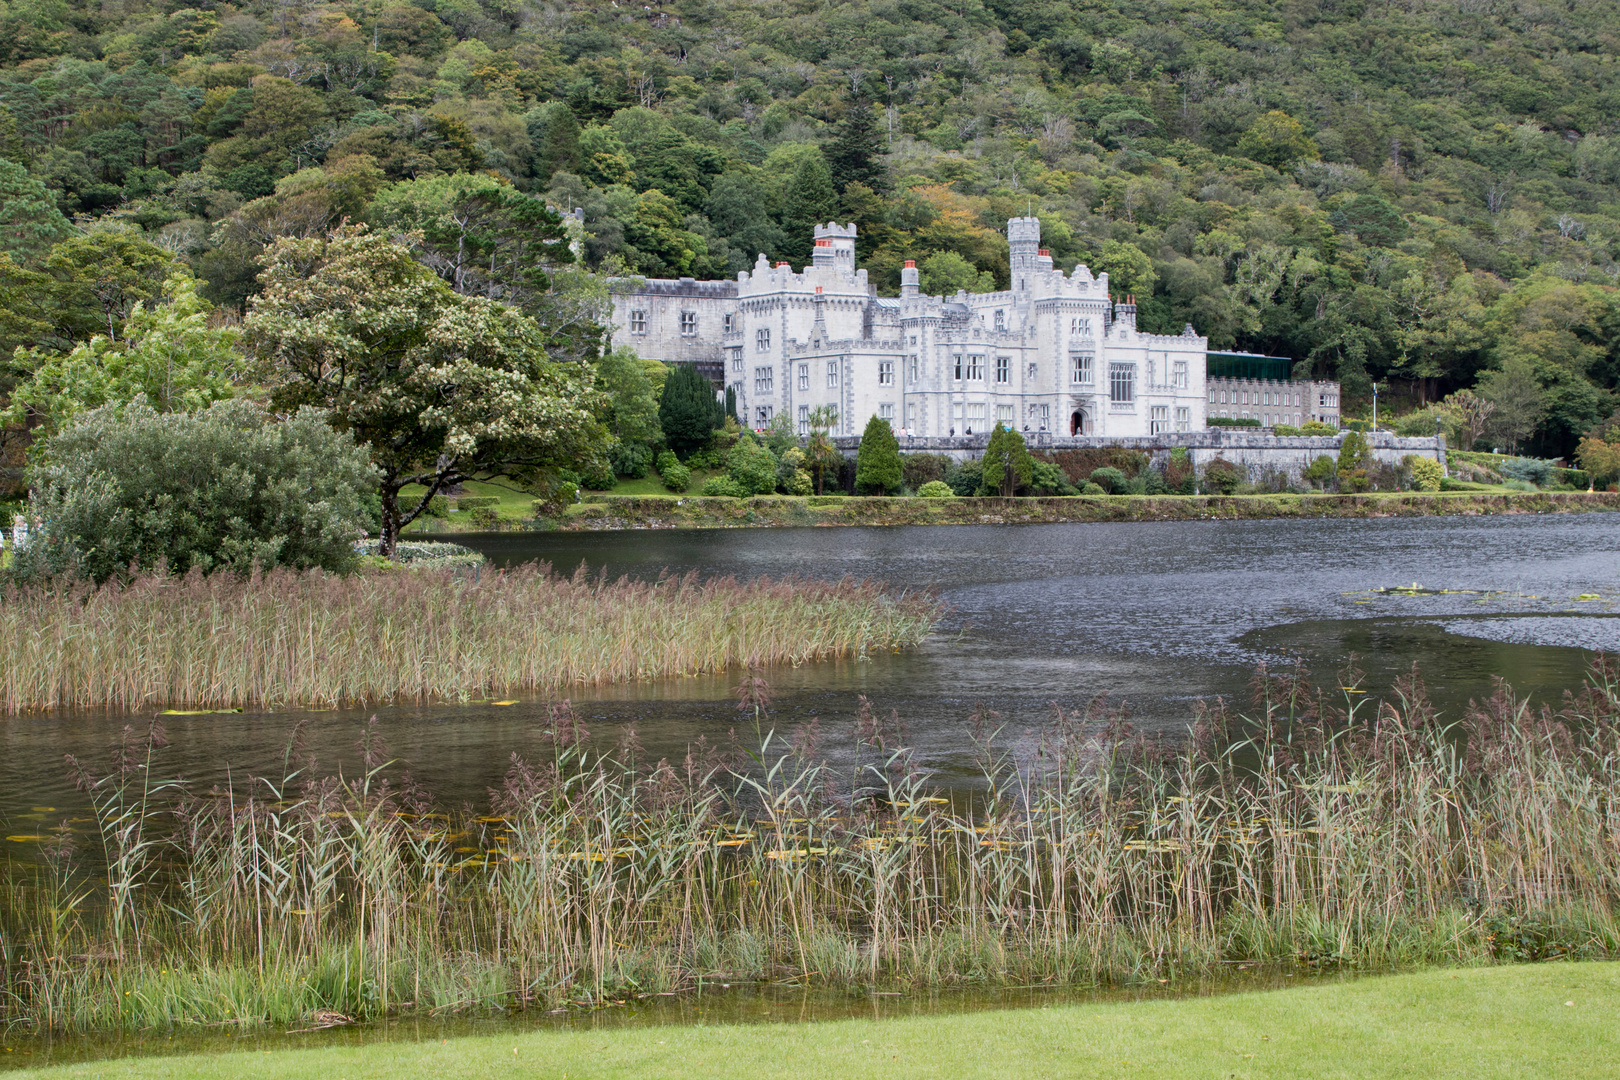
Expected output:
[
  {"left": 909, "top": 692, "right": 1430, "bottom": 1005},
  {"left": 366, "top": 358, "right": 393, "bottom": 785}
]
[{"left": 243, "top": 226, "right": 609, "bottom": 556}]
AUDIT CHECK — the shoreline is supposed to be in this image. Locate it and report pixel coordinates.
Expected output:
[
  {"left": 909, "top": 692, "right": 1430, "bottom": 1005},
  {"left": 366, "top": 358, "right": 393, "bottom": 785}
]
[{"left": 544, "top": 490, "right": 1620, "bottom": 531}]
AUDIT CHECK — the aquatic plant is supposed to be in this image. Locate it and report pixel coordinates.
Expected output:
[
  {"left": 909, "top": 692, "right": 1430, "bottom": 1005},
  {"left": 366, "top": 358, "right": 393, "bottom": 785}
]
[
  {"left": 3, "top": 659, "right": 1619, "bottom": 1034},
  {"left": 0, "top": 564, "right": 942, "bottom": 712}
]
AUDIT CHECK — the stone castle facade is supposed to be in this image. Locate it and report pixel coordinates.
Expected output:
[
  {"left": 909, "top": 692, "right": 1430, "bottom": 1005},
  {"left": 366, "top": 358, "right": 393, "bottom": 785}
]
[{"left": 609, "top": 217, "right": 1335, "bottom": 439}]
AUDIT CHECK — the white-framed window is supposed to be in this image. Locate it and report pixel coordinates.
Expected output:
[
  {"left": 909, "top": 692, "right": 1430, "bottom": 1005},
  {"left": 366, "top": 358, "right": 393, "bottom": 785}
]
[
  {"left": 952, "top": 401, "right": 964, "bottom": 421},
  {"left": 753, "top": 365, "right": 774, "bottom": 394},
  {"left": 797, "top": 404, "right": 809, "bottom": 434},
  {"left": 755, "top": 405, "right": 772, "bottom": 425},
  {"left": 995, "top": 355, "right": 1009, "bottom": 384},
  {"left": 1071, "top": 316, "right": 1092, "bottom": 336},
  {"left": 1029, "top": 403, "right": 1050, "bottom": 429},
  {"left": 1150, "top": 405, "right": 1169, "bottom": 434},
  {"left": 723, "top": 313, "right": 734, "bottom": 333},
  {"left": 906, "top": 402, "right": 916, "bottom": 428},
  {"left": 1173, "top": 359, "right": 1188, "bottom": 388},
  {"left": 797, "top": 363, "right": 809, "bottom": 390},
  {"left": 993, "top": 309, "right": 1005, "bottom": 330},
  {"left": 756, "top": 328, "right": 771, "bottom": 352},
  {"left": 996, "top": 403, "right": 1015, "bottom": 424},
  {"left": 680, "top": 311, "right": 697, "bottom": 336},
  {"left": 1028, "top": 362, "right": 1038, "bottom": 380},
  {"left": 966, "top": 354, "right": 984, "bottom": 380},
  {"left": 879, "top": 403, "right": 895, "bottom": 422},
  {"left": 1110, "top": 363, "right": 1135, "bottom": 404},
  {"left": 1176, "top": 407, "right": 1190, "bottom": 432},
  {"left": 953, "top": 354, "right": 963, "bottom": 381},
  {"left": 630, "top": 310, "right": 647, "bottom": 334},
  {"left": 1208, "top": 389, "right": 1216, "bottom": 403},
  {"left": 730, "top": 349, "right": 743, "bottom": 374},
  {"left": 879, "top": 360, "right": 894, "bottom": 386},
  {"left": 909, "top": 355, "right": 919, "bottom": 381},
  {"left": 826, "top": 360, "right": 839, "bottom": 388},
  {"left": 1070, "top": 352, "right": 1093, "bottom": 385}
]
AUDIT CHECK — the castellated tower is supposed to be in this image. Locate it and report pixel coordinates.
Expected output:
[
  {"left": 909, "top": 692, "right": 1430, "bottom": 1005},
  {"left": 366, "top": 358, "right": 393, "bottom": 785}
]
[
  {"left": 1007, "top": 216, "right": 1042, "bottom": 273},
  {"left": 812, "top": 222, "right": 858, "bottom": 271}
]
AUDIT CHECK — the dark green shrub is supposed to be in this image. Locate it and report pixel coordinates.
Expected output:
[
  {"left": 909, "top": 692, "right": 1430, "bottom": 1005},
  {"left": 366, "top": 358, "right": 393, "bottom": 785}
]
[
  {"left": 658, "top": 362, "right": 724, "bottom": 457},
  {"left": 15, "top": 398, "right": 375, "bottom": 583},
  {"left": 1304, "top": 455, "right": 1337, "bottom": 486},
  {"left": 655, "top": 449, "right": 679, "bottom": 474},
  {"left": 700, "top": 476, "right": 748, "bottom": 497},
  {"left": 1273, "top": 423, "right": 1301, "bottom": 436},
  {"left": 468, "top": 507, "right": 499, "bottom": 529},
  {"left": 660, "top": 461, "right": 691, "bottom": 492},
  {"left": 612, "top": 442, "right": 653, "bottom": 479},
  {"left": 1028, "top": 460, "right": 1076, "bottom": 495},
  {"left": 1557, "top": 468, "right": 1589, "bottom": 489},
  {"left": 1208, "top": 416, "right": 1261, "bottom": 427},
  {"left": 728, "top": 435, "right": 780, "bottom": 495},
  {"left": 579, "top": 458, "right": 617, "bottom": 490},
  {"left": 1497, "top": 457, "right": 1554, "bottom": 487},
  {"left": 1143, "top": 470, "right": 1167, "bottom": 495},
  {"left": 944, "top": 458, "right": 982, "bottom": 496},
  {"left": 456, "top": 496, "right": 499, "bottom": 511},
  {"left": 1079, "top": 481, "right": 1106, "bottom": 495},
  {"left": 901, "top": 453, "right": 953, "bottom": 489},
  {"left": 1088, "top": 466, "right": 1127, "bottom": 494},
  {"left": 978, "top": 425, "right": 1034, "bottom": 496},
  {"left": 1201, "top": 457, "right": 1244, "bottom": 494},
  {"left": 855, "top": 414, "right": 903, "bottom": 494}
]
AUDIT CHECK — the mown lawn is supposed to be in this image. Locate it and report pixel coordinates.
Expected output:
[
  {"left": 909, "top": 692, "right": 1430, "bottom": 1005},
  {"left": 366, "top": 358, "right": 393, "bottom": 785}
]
[{"left": 12, "top": 963, "right": 1617, "bottom": 1079}]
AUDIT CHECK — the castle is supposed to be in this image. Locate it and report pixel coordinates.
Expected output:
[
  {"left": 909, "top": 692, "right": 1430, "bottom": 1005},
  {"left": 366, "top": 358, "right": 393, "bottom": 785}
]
[{"left": 609, "top": 217, "right": 1339, "bottom": 439}]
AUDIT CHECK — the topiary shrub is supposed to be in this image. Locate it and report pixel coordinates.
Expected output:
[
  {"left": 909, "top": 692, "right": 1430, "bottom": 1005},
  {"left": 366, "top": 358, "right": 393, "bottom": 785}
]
[
  {"left": 661, "top": 461, "right": 690, "bottom": 493},
  {"left": 1088, "top": 466, "right": 1127, "bottom": 494},
  {"left": 917, "top": 480, "right": 955, "bottom": 498},
  {"left": 1208, "top": 416, "right": 1261, "bottom": 427},
  {"left": 1405, "top": 455, "right": 1443, "bottom": 492},
  {"left": 1079, "top": 481, "right": 1107, "bottom": 495},
  {"left": 700, "top": 476, "right": 748, "bottom": 497}
]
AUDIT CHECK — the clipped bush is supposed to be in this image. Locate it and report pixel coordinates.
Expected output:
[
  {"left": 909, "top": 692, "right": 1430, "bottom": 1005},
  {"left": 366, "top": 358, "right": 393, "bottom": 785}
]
[
  {"left": 855, "top": 414, "right": 903, "bottom": 494},
  {"left": 661, "top": 461, "right": 691, "bottom": 493},
  {"left": 917, "top": 480, "right": 955, "bottom": 498},
  {"left": 1300, "top": 420, "right": 1338, "bottom": 435},
  {"left": 1557, "top": 468, "right": 1589, "bottom": 489},
  {"left": 1273, "top": 423, "right": 1301, "bottom": 436},
  {"left": 1501, "top": 479, "right": 1536, "bottom": 492},
  {"left": 1079, "top": 481, "right": 1107, "bottom": 495},
  {"left": 700, "top": 476, "right": 749, "bottom": 497},
  {"left": 422, "top": 495, "right": 450, "bottom": 518},
  {"left": 1440, "top": 477, "right": 1488, "bottom": 491},
  {"left": 1404, "top": 455, "right": 1443, "bottom": 492},
  {"left": 456, "top": 496, "right": 499, "bottom": 511},
  {"left": 1088, "top": 466, "right": 1127, "bottom": 494},
  {"left": 1208, "top": 416, "right": 1261, "bottom": 427}
]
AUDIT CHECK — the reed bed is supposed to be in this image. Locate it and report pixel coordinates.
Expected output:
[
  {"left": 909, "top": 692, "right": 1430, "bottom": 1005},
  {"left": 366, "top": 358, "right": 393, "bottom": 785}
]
[
  {"left": 0, "top": 564, "right": 942, "bottom": 712},
  {"left": 3, "top": 660, "right": 1620, "bottom": 1035}
]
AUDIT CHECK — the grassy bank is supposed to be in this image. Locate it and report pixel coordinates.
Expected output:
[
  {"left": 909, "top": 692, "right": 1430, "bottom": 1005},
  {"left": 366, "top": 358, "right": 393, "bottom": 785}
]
[
  {"left": 4, "top": 661, "right": 1619, "bottom": 1035},
  {"left": 0, "top": 565, "right": 941, "bottom": 712},
  {"left": 556, "top": 490, "right": 1620, "bottom": 530},
  {"left": 8, "top": 964, "right": 1616, "bottom": 1079}
]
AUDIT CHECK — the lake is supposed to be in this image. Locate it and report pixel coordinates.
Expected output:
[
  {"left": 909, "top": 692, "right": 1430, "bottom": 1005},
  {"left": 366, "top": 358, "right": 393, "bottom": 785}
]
[{"left": 2, "top": 514, "right": 1617, "bottom": 829}]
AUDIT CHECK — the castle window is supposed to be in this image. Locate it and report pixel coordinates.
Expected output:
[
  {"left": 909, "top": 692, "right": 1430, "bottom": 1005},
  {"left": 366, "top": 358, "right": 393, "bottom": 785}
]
[
  {"left": 1109, "top": 363, "right": 1135, "bottom": 404},
  {"left": 756, "top": 328, "right": 770, "bottom": 352},
  {"left": 1176, "top": 407, "right": 1190, "bottom": 432},
  {"left": 798, "top": 363, "right": 809, "bottom": 391},
  {"left": 630, "top": 310, "right": 647, "bottom": 334},
  {"left": 966, "top": 354, "right": 984, "bottom": 380},
  {"left": 953, "top": 354, "right": 963, "bottom": 381},
  {"left": 826, "top": 361, "right": 839, "bottom": 388},
  {"left": 1150, "top": 405, "right": 1169, "bottom": 434},
  {"left": 994, "top": 309, "right": 1005, "bottom": 330},
  {"left": 879, "top": 403, "right": 895, "bottom": 423},
  {"left": 879, "top": 360, "right": 894, "bottom": 386},
  {"left": 1071, "top": 317, "right": 1092, "bottom": 336},
  {"left": 753, "top": 365, "right": 774, "bottom": 394},
  {"left": 755, "top": 405, "right": 772, "bottom": 425},
  {"left": 906, "top": 402, "right": 916, "bottom": 429},
  {"left": 798, "top": 404, "right": 809, "bottom": 435},
  {"left": 730, "top": 349, "right": 743, "bottom": 373},
  {"left": 723, "top": 313, "right": 734, "bottom": 333},
  {"left": 1070, "top": 352, "right": 1093, "bottom": 385},
  {"left": 680, "top": 311, "right": 697, "bottom": 336},
  {"left": 910, "top": 355, "right": 919, "bottom": 381},
  {"left": 1173, "top": 360, "right": 1188, "bottom": 388},
  {"left": 995, "top": 356, "right": 1009, "bottom": 384},
  {"left": 1028, "top": 362, "right": 1037, "bottom": 380},
  {"left": 996, "top": 404, "right": 1015, "bottom": 424}
]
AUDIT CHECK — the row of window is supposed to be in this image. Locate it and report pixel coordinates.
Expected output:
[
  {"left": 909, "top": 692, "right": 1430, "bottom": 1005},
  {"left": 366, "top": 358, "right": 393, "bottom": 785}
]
[
  {"left": 628, "top": 311, "right": 737, "bottom": 336},
  {"left": 1210, "top": 388, "right": 1302, "bottom": 408}
]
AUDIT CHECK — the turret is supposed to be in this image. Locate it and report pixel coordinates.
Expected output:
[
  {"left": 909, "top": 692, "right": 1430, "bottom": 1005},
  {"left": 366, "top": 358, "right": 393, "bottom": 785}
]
[
  {"left": 901, "top": 258, "right": 919, "bottom": 298},
  {"left": 1008, "top": 216, "right": 1041, "bottom": 274},
  {"left": 812, "top": 222, "right": 857, "bottom": 271}
]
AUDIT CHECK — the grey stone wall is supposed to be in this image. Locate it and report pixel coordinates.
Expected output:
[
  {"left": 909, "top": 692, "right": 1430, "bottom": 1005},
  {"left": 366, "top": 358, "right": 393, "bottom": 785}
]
[{"left": 832, "top": 430, "right": 1447, "bottom": 481}]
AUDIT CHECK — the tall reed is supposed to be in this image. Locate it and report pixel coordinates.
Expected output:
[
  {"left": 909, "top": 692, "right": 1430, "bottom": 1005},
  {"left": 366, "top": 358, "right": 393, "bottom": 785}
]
[
  {"left": 4, "top": 659, "right": 1619, "bottom": 1034},
  {"left": 0, "top": 564, "right": 942, "bottom": 712}
]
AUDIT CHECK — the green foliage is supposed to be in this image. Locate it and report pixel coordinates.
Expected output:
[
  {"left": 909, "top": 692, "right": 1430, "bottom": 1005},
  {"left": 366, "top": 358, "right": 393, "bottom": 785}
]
[
  {"left": 1496, "top": 456, "right": 1554, "bottom": 487},
  {"left": 1235, "top": 111, "right": 1318, "bottom": 171},
  {"left": 700, "top": 475, "right": 748, "bottom": 497},
  {"left": 0, "top": 157, "right": 71, "bottom": 259},
  {"left": 978, "top": 424, "right": 1033, "bottom": 496},
  {"left": 916, "top": 480, "right": 954, "bottom": 498},
  {"left": 1405, "top": 455, "right": 1444, "bottom": 492},
  {"left": 901, "top": 453, "right": 952, "bottom": 489},
  {"left": 595, "top": 346, "right": 663, "bottom": 446},
  {"left": 1273, "top": 424, "right": 1301, "bottom": 436},
  {"left": 854, "top": 413, "right": 902, "bottom": 494},
  {"left": 944, "top": 457, "right": 982, "bottom": 496},
  {"left": 1028, "top": 460, "right": 1077, "bottom": 495},
  {"left": 727, "top": 435, "right": 779, "bottom": 495},
  {"left": 658, "top": 362, "right": 722, "bottom": 458},
  {"left": 918, "top": 251, "right": 993, "bottom": 295},
  {"left": 659, "top": 460, "right": 690, "bottom": 493},
  {"left": 1079, "top": 481, "right": 1107, "bottom": 495},
  {"left": 1304, "top": 455, "right": 1338, "bottom": 485},
  {"left": 1201, "top": 458, "right": 1244, "bottom": 495},
  {"left": 1088, "top": 466, "right": 1128, "bottom": 494},
  {"left": 455, "top": 496, "right": 499, "bottom": 511},
  {"left": 1208, "top": 417, "right": 1262, "bottom": 428},
  {"left": 654, "top": 449, "right": 679, "bottom": 473},
  {"left": 1337, "top": 430, "right": 1372, "bottom": 491},
  {"left": 610, "top": 442, "right": 652, "bottom": 479},
  {"left": 16, "top": 398, "right": 374, "bottom": 583},
  {"left": 242, "top": 226, "right": 608, "bottom": 556},
  {"left": 1300, "top": 421, "right": 1339, "bottom": 435}
]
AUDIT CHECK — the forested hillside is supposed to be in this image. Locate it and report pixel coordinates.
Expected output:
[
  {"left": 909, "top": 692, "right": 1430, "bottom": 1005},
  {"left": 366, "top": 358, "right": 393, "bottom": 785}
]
[{"left": 0, "top": 0, "right": 1617, "bottom": 455}]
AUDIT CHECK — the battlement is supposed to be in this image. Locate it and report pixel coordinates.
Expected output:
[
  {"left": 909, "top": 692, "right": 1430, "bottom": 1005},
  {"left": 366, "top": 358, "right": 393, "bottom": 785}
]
[{"left": 626, "top": 277, "right": 740, "bottom": 299}]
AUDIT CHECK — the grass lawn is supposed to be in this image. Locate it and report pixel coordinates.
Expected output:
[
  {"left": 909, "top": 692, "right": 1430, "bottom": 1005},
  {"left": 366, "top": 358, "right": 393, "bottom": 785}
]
[{"left": 13, "top": 963, "right": 1617, "bottom": 1079}]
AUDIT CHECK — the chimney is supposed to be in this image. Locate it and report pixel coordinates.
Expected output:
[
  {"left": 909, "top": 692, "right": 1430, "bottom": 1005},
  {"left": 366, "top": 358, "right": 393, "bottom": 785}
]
[
  {"left": 1116, "top": 293, "right": 1138, "bottom": 331},
  {"left": 901, "top": 258, "right": 919, "bottom": 298}
]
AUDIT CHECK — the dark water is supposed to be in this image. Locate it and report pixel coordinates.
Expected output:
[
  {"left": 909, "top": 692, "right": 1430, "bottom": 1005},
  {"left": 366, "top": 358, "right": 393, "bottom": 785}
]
[{"left": 2, "top": 516, "right": 1618, "bottom": 834}]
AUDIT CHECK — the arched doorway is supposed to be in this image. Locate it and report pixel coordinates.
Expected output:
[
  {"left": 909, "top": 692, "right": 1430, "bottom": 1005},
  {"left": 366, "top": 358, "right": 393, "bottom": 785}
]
[{"left": 1070, "top": 410, "right": 1089, "bottom": 436}]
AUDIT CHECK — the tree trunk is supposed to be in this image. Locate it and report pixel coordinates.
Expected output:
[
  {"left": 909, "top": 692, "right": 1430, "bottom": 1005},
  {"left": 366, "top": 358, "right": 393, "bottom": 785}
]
[{"left": 379, "top": 483, "right": 402, "bottom": 559}]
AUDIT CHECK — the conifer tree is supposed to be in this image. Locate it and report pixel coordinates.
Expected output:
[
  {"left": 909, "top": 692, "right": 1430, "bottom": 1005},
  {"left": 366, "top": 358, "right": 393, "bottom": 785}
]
[
  {"left": 978, "top": 424, "right": 1033, "bottom": 496},
  {"left": 780, "top": 150, "right": 836, "bottom": 265},
  {"left": 826, "top": 98, "right": 889, "bottom": 195},
  {"left": 855, "top": 413, "right": 902, "bottom": 494},
  {"left": 658, "top": 361, "right": 720, "bottom": 457}
]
